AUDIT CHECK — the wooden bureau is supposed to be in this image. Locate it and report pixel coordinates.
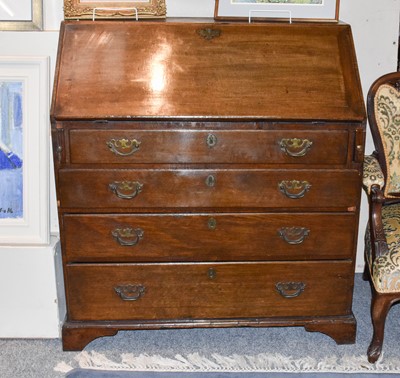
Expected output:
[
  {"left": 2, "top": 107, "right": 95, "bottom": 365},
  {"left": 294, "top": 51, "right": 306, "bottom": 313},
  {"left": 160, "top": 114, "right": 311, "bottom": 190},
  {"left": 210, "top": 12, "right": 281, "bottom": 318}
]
[{"left": 51, "top": 20, "right": 366, "bottom": 351}]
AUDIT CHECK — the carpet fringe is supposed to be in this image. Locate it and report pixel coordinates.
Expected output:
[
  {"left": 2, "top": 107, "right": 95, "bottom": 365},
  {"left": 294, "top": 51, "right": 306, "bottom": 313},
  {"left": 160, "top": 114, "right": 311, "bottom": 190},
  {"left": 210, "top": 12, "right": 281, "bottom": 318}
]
[{"left": 54, "top": 350, "right": 400, "bottom": 374}]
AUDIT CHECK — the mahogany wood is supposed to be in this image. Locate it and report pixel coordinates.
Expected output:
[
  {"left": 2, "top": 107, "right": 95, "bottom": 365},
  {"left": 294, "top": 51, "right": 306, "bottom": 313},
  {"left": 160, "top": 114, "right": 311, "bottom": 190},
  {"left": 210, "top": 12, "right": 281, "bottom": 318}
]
[
  {"left": 304, "top": 317, "right": 357, "bottom": 345},
  {"left": 57, "top": 169, "right": 360, "bottom": 209},
  {"left": 63, "top": 213, "right": 356, "bottom": 262},
  {"left": 62, "top": 325, "right": 118, "bottom": 352},
  {"left": 68, "top": 129, "right": 349, "bottom": 165},
  {"left": 62, "top": 315, "right": 356, "bottom": 352},
  {"left": 51, "top": 21, "right": 365, "bottom": 121},
  {"left": 66, "top": 261, "right": 353, "bottom": 321},
  {"left": 51, "top": 20, "right": 366, "bottom": 351},
  {"left": 367, "top": 289, "right": 400, "bottom": 363}
]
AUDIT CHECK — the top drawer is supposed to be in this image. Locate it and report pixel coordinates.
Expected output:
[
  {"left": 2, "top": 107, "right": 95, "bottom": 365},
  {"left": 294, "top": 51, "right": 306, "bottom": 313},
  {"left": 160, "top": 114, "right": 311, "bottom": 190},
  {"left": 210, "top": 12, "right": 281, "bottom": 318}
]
[{"left": 68, "top": 129, "right": 349, "bottom": 165}]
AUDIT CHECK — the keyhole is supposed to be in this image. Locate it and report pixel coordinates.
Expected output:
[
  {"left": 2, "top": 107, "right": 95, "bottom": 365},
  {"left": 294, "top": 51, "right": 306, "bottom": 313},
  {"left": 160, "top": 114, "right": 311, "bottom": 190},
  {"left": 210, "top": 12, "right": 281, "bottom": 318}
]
[
  {"left": 208, "top": 218, "right": 217, "bottom": 230},
  {"left": 206, "top": 175, "right": 216, "bottom": 187},
  {"left": 208, "top": 268, "right": 217, "bottom": 280},
  {"left": 206, "top": 134, "right": 218, "bottom": 148}
]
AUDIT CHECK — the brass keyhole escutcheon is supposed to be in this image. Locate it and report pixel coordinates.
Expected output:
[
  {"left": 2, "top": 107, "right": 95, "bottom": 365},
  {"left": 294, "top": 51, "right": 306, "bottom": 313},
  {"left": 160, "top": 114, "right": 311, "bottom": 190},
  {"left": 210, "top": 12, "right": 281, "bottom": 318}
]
[
  {"left": 208, "top": 268, "right": 217, "bottom": 280},
  {"left": 198, "top": 28, "right": 222, "bottom": 41},
  {"left": 208, "top": 218, "right": 217, "bottom": 230},
  {"left": 206, "top": 175, "right": 216, "bottom": 187},
  {"left": 206, "top": 134, "right": 218, "bottom": 148}
]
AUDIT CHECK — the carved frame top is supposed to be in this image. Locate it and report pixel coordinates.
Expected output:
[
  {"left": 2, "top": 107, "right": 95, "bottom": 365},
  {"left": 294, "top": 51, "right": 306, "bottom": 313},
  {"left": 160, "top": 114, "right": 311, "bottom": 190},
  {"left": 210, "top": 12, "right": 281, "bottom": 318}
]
[{"left": 63, "top": 0, "right": 166, "bottom": 19}]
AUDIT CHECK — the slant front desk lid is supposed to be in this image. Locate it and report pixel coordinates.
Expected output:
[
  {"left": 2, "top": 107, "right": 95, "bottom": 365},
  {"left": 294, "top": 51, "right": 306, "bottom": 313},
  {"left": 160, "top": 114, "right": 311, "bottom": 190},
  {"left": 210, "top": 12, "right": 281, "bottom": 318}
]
[{"left": 51, "top": 20, "right": 365, "bottom": 122}]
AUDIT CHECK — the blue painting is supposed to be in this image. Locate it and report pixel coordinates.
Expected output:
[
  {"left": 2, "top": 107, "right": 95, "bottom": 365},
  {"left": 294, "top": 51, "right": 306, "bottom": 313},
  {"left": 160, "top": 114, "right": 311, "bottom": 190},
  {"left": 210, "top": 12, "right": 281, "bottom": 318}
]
[{"left": 0, "top": 81, "right": 23, "bottom": 219}]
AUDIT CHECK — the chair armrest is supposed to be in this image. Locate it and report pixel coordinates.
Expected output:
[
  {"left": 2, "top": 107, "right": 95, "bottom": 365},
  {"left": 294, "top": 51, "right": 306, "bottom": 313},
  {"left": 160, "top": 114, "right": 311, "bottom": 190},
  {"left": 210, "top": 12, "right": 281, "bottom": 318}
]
[{"left": 363, "top": 155, "right": 385, "bottom": 195}]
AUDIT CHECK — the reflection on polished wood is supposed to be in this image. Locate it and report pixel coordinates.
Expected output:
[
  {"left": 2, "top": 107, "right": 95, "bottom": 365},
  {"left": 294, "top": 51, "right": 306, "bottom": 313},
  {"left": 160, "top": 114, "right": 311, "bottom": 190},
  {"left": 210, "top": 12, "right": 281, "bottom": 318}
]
[{"left": 52, "top": 20, "right": 365, "bottom": 121}]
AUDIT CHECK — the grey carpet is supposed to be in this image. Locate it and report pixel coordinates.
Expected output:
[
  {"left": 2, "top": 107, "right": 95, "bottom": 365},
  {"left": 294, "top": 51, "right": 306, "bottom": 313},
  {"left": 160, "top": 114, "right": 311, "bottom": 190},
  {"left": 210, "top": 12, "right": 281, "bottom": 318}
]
[{"left": 2, "top": 274, "right": 400, "bottom": 377}]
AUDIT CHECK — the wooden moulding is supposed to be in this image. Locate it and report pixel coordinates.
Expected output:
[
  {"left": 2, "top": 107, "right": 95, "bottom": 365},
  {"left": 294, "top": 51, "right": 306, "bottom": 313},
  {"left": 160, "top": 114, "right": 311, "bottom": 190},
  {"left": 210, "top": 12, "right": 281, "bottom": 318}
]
[{"left": 62, "top": 315, "right": 356, "bottom": 351}]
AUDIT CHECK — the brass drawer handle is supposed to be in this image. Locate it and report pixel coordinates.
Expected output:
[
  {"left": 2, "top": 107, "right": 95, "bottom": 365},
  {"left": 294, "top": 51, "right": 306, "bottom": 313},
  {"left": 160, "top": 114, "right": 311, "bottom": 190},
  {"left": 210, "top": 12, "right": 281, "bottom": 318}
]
[
  {"left": 106, "top": 138, "right": 141, "bottom": 156},
  {"left": 114, "top": 284, "right": 145, "bottom": 301},
  {"left": 276, "top": 282, "right": 306, "bottom": 299},
  {"left": 279, "top": 138, "right": 313, "bottom": 157},
  {"left": 112, "top": 228, "right": 144, "bottom": 246},
  {"left": 278, "top": 227, "right": 310, "bottom": 245},
  {"left": 109, "top": 181, "right": 143, "bottom": 200},
  {"left": 279, "top": 180, "right": 311, "bottom": 199}
]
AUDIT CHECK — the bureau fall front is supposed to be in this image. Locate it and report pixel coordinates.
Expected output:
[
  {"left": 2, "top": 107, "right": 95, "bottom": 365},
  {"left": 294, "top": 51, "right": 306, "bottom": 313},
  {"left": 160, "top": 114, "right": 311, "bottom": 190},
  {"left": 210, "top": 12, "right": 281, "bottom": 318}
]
[{"left": 51, "top": 20, "right": 366, "bottom": 351}]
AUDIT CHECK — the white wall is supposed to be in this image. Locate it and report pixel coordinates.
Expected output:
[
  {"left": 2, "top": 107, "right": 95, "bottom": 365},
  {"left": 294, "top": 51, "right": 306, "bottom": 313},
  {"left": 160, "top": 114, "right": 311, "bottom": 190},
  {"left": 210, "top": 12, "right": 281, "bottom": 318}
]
[
  {"left": 340, "top": 0, "right": 400, "bottom": 270},
  {"left": 0, "top": 0, "right": 398, "bottom": 337},
  {"left": 0, "top": 29, "right": 62, "bottom": 337}
]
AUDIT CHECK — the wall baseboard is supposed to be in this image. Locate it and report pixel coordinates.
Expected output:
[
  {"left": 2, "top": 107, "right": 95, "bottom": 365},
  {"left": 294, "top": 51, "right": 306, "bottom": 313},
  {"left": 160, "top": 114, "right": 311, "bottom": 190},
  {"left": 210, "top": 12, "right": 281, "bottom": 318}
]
[{"left": 0, "top": 236, "right": 64, "bottom": 338}]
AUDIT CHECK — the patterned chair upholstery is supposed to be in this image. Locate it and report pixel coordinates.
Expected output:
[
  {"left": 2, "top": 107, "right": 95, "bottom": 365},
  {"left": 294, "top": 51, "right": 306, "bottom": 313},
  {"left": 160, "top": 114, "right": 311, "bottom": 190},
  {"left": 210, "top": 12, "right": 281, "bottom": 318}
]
[{"left": 363, "top": 72, "right": 400, "bottom": 363}]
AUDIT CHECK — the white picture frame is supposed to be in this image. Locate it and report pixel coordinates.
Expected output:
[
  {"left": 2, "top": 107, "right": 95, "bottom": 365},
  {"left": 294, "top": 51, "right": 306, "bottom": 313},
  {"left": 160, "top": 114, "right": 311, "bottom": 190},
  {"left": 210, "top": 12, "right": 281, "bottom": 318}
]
[
  {"left": 0, "top": 57, "right": 50, "bottom": 245},
  {"left": 0, "top": 0, "right": 43, "bottom": 31},
  {"left": 214, "top": 0, "right": 340, "bottom": 22}
]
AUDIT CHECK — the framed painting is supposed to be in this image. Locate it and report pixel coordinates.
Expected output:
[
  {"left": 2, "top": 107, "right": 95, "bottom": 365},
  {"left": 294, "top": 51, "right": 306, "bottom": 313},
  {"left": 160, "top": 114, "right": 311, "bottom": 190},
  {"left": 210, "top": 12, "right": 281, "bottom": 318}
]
[
  {"left": 63, "top": 0, "right": 167, "bottom": 19},
  {"left": 214, "top": 0, "right": 340, "bottom": 22},
  {"left": 0, "top": 57, "right": 50, "bottom": 245},
  {"left": 0, "top": 0, "right": 43, "bottom": 31}
]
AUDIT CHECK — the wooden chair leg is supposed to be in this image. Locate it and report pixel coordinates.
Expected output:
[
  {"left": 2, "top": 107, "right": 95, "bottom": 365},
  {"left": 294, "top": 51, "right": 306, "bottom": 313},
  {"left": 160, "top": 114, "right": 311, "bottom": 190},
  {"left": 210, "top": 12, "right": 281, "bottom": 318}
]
[
  {"left": 363, "top": 263, "right": 370, "bottom": 281},
  {"left": 363, "top": 233, "right": 371, "bottom": 281},
  {"left": 367, "top": 291, "right": 394, "bottom": 363}
]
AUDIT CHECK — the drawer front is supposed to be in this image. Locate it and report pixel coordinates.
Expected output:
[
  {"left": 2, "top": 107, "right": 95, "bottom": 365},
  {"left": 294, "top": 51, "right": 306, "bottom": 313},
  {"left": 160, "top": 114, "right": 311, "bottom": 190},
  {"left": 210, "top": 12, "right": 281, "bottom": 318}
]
[
  {"left": 69, "top": 129, "right": 349, "bottom": 165},
  {"left": 66, "top": 261, "right": 353, "bottom": 321},
  {"left": 58, "top": 169, "right": 360, "bottom": 209},
  {"left": 63, "top": 213, "right": 356, "bottom": 262}
]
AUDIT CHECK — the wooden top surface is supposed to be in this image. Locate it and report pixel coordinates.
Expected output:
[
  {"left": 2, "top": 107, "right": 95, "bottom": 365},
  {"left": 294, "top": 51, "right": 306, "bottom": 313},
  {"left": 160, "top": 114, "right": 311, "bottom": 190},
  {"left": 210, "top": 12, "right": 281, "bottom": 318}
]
[{"left": 51, "top": 20, "right": 365, "bottom": 122}]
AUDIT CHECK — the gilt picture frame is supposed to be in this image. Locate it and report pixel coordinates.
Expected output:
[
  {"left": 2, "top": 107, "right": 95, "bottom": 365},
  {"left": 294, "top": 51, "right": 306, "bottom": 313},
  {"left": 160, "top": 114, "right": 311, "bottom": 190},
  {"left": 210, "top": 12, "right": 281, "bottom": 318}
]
[
  {"left": 63, "top": 0, "right": 167, "bottom": 19},
  {"left": 0, "top": 0, "right": 43, "bottom": 31},
  {"left": 214, "top": 0, "right": 340, "bottom": 22},
  {"left": 0, "top": 57, "right": 50, "bottom": 245}
]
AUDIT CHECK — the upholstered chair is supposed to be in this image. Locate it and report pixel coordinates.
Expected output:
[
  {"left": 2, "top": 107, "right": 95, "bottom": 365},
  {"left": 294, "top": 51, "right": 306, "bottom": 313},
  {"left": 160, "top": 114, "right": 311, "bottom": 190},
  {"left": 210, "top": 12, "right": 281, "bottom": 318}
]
[{"left": 363, "top": 71, "right": 400, "bottom": 363}]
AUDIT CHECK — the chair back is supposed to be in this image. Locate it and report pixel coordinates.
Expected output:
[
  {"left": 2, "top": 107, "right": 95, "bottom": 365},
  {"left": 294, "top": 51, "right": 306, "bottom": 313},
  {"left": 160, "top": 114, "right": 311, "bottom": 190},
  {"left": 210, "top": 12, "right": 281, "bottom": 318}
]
[{"left": 368, "top": 72, "right": 400, "bottom": 198}]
